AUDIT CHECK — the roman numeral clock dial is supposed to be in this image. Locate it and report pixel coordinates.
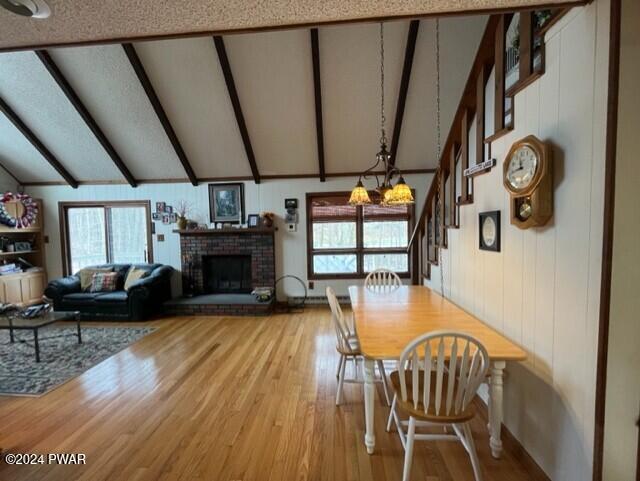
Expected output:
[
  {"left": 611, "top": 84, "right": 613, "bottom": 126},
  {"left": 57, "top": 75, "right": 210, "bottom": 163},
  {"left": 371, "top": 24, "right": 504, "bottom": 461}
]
[{"left": 503, "top": 135, "right": 554, "bottom": 229}]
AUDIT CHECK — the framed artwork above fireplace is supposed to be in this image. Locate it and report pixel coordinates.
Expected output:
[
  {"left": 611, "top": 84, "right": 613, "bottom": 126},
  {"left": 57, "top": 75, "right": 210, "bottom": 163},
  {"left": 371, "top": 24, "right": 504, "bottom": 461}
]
[{"left": 209, "top": 183, "right": 245, "bottom": 224}]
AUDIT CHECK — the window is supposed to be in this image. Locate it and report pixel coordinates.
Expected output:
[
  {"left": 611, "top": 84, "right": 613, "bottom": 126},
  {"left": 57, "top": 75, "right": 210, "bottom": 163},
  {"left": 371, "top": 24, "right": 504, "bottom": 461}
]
[
  {"left": 60, "top": 201, "right": 153, "bottom": 275},
  {"left": 306, "top": 192, "right": 414, "bottom": 279}
]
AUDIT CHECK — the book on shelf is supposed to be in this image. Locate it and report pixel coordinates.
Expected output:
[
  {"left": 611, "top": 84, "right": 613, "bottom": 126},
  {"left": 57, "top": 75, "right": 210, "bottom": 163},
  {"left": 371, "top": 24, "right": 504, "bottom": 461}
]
[{"left": 0, "top": 263, "right": 22, "bottom": 275}]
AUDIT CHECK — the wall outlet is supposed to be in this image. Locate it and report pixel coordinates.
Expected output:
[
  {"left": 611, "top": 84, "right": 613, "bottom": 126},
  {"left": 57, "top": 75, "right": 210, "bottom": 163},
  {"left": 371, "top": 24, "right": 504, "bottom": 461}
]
[
  {"left": 286, "top": 223, "right": 297, "bottom": 232},
  {"left": 308, "top": 281, "right": 314, "bottom": 290},
  {"left": 157, "top": 234, "right": 165, "bottom": 242}
]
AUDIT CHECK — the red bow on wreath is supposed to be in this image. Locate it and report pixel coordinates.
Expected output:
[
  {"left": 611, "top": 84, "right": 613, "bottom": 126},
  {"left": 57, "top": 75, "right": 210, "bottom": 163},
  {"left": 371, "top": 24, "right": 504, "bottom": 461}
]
[{"left": 0, "top": 192, "right": 39, "bottom": 229}]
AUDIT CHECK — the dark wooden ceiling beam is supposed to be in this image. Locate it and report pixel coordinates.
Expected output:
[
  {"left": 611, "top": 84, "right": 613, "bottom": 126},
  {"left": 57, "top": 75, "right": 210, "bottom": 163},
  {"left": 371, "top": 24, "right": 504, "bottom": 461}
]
[
  {"left": 0, "top": 95, "right": 78, "bottom": 188},
  {"left": 310, "top": 28, "right": 326, "bottom": 182},
  {"left": 213, "top": 36, "right": 261, "bottom": 184},
  {"left": 36, "top": 49, "right": 138, "bottom": 187},
  {"left": 390, "top": 20, "right": 420, "bottom": 166},
  {"left": 122, "top": 43, "right": 199, "bottom": 186}
]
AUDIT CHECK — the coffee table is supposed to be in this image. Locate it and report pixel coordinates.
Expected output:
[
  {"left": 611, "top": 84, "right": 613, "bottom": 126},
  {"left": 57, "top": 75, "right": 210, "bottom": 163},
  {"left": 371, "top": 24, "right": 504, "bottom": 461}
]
[{"left": 0, "top": 310, "right": 81, "bottom": 362}]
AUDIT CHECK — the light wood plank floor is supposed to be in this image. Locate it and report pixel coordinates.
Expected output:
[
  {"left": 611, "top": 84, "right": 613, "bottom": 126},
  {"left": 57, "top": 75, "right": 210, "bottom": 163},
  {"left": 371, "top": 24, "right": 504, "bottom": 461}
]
[{"left": 0, "top": 308, "right": 540, "bottom": 481}]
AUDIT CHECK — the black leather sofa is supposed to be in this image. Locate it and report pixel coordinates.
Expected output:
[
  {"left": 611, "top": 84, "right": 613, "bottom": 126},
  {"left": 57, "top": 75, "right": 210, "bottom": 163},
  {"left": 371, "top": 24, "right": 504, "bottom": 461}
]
[{"left": 45, "top": 263, "right": 173, "bottom": 321}]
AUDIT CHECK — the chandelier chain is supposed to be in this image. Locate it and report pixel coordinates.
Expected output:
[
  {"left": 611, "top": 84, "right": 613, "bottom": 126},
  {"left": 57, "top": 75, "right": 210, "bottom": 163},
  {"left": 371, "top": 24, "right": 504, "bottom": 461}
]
[{"left": 380, "top": 22, "right": 387, "bottom": 146}]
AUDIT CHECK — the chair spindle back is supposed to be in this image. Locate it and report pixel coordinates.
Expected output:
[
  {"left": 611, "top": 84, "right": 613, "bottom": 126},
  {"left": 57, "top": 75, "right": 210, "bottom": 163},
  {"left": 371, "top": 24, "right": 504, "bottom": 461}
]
[{"left": 398, "top": 331, "right": 489, "bottom": 417}]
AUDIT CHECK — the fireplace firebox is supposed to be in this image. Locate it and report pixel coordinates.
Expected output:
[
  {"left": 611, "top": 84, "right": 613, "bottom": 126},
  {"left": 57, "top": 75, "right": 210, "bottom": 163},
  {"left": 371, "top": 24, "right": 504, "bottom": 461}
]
[{"left": 202, "top": 255, "right": 252, "bottom": 294}]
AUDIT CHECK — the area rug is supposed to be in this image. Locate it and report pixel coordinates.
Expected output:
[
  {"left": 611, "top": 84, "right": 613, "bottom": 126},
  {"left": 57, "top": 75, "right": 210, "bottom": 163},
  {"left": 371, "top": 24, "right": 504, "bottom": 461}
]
[{"left": 0, "top": 326, "right": 155, "bottom": 396}]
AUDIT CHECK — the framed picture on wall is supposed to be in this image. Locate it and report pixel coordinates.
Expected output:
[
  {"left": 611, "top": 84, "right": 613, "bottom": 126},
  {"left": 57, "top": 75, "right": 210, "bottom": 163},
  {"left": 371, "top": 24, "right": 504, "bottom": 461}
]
[
  {"left": 247, "top": 214, "right": 260, "bottom": 228},
  {"left": 209, "top": 183, "right": 245, "bottom": 224},
  {"left": 479, "top": 210, "right": 501, "bottom": 252}
]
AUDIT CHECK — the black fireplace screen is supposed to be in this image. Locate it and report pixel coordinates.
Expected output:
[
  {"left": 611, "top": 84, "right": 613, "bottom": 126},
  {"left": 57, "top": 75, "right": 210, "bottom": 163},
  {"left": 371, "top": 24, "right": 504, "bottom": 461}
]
[{"left": 202, "top": 255, "right": 252, "bottom": 294}]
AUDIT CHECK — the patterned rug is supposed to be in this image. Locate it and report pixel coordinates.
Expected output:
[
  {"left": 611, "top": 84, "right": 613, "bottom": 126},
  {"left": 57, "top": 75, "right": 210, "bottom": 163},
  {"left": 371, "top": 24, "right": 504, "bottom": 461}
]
[{"left": 0, "top": 325, "right": 155, "bottom": 396}]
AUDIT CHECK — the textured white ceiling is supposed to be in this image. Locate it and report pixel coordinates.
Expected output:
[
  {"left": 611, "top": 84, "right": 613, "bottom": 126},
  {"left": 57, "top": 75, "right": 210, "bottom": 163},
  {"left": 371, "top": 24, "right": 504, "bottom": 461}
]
[
  {"left": 0, "top": 52, "right": 121, "bottom": 181},
  {"left": 320, "top": 21, "right": 407, "bottom": 174},
  {"left": 48, "top": 44, "right": 187, "bottom": 180},
  {"left": 0, "top": 0, "right": 581, "bottom": 51},
  {"left": 0, "top": 15, "right": 488, "bottom": 184},
  {"left": 398, "top": 16, "right": 488, "bottom": 169},
  {"left": 133, "top": 37, "right": 251, "bottom": 179},
  {"left": 225, "top": 29, "right": 318, "bottom": 176},
  {"left": 0, "top": 114, "right": 61, "bottom": 182}
]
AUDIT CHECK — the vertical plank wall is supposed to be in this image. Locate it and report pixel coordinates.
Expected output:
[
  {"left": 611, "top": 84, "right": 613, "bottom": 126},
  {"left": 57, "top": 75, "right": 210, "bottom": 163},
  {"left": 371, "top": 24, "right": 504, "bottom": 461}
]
[{"left": 425, "top": 3, "right": 610, "bottom": 480}]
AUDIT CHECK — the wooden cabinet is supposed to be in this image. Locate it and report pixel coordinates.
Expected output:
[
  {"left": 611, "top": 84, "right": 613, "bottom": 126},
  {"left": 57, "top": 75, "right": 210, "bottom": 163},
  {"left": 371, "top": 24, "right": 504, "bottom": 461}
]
[
  {"left": 0, "top": 272, "right": 46, "bottom": 306},
  {"left": 0, "top": 198, "right": 47, "bottom": 306}
]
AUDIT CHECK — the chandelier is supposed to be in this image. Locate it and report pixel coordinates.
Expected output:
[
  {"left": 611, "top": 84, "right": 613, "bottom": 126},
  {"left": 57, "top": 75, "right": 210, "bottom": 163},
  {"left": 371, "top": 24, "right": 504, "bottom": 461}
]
[{"left": 349, "top": 22, "right": 414, "bottom": 206}]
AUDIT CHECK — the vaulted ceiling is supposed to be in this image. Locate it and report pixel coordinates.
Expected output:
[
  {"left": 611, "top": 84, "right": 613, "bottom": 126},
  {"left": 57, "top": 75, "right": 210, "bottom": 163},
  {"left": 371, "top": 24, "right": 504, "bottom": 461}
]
[{"left": 0, "top": 16, "right": 488, "bottom": 186}]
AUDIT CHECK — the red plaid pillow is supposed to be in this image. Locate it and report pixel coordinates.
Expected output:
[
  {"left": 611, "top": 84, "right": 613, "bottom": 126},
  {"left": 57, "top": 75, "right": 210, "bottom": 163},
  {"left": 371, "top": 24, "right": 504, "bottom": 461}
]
[{"left": 89, "top": 272, "right": 119, "bottom": 293}]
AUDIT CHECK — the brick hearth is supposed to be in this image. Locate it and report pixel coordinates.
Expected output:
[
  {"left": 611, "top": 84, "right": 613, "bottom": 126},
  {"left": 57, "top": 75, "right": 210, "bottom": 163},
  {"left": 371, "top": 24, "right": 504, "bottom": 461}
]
[{"left": 170, "top": 228, "right": 276, "bottom": 316}]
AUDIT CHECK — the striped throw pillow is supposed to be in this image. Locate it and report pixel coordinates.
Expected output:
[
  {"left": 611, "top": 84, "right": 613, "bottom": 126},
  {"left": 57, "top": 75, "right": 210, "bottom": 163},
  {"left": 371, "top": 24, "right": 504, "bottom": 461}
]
[{"left": 89, "top": 272, "right": 119, "bottom": 293}]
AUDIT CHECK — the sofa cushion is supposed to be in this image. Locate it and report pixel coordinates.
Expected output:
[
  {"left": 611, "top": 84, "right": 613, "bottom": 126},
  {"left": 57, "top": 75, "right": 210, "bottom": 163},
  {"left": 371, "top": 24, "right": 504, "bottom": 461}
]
[
  {"left": 95, "top": 291, "right": 128, "bottom": 304},
  {"left": 124, "top": 267, "right": 149, "bottom": 291},
  {"left": 61, "top": 292, "right": 102, "bottom": 305}
]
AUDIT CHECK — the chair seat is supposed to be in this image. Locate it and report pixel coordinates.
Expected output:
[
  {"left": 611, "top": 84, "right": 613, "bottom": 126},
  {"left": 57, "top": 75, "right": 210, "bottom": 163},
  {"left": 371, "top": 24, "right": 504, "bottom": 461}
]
[
  {"left": 390, "top": 370, "right": 475, "bottom": 423},
  {"left": 337, "top": 334, "right": 361, "bottom": 355}
]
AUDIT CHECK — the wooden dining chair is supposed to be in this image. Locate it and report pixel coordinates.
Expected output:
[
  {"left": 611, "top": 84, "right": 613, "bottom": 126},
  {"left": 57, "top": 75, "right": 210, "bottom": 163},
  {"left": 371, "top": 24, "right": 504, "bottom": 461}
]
[
  {"left": 386, "top": 331, "right": 490, "bottom": 481},
  {"left": 364, "top": 268, "right": 401, "bottom": 290},
  {"left": 326, "top": 286, "right": 391, "bottom": 406}
]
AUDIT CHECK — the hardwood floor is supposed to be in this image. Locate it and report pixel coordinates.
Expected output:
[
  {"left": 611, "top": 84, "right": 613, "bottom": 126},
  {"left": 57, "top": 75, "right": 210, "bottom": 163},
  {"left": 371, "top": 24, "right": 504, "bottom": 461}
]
[{"left": 0, "top": 308, "right": 540, "bottom": 481}]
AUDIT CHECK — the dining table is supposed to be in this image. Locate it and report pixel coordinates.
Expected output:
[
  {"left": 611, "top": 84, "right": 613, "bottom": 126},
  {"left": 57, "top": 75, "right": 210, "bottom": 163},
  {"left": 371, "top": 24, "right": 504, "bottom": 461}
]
[{"left": 348, "top": 284, "right": 527, "bottom": 459}]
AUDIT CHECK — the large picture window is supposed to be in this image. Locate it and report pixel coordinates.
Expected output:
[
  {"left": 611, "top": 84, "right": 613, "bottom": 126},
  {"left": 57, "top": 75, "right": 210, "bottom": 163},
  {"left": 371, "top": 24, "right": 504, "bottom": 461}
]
[
  {"left": 306, "top": 192, "right": 414, "bottom": 279},
  {"left": 60, "top": 201, "right": 153, "bottom": 275}
]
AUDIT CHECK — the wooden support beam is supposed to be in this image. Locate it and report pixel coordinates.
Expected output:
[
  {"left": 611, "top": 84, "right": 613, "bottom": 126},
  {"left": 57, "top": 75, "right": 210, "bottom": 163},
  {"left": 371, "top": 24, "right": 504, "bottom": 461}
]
[
  {"left": 459, "top": 107, "right": 471, "bottom": 204},
  {"left": 519, "top": 12, "right": 533, "bottom": 80},
  {"left": 36, "top": 49, "right": 138, "bottom": 188},
  {"left": 122, "top": 43, "right": 198, "bottom": 186},
  {"left": 448, "top": 142, "right": 459, "bottom": 228},
  {"left": 494, "top": 15, "right": 507, "bottom": 133},
  {"left": 476, "top": 63, "right": 489, "bottom": 166},
  {"left": 310, "top": 28, "right": 326, "bottom": 182},
  {"left": 213, "top": 36, "right": 261, "bottom": 184},
  {"left": 390, "top": 20, "right": 420, "bottom": 166},
  {"left": 0, "top": 95, "right": 78, "bottom": 188}
]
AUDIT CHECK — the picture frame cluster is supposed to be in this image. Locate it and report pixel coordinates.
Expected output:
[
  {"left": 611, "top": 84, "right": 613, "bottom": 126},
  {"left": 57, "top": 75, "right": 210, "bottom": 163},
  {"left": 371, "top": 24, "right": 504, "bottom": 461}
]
[{"left": 152, "top": 202, "right": 178, "bottom": 225}]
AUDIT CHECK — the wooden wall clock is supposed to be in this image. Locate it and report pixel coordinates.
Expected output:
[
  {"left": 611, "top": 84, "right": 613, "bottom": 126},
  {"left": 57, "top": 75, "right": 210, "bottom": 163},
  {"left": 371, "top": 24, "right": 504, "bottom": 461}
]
[{"left": 503, "top": 135, "right": 553, "bottom": 229}]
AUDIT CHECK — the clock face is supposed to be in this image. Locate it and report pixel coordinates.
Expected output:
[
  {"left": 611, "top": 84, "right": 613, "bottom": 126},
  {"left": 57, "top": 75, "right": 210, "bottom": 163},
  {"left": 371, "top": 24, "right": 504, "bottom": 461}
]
[
  {"left": 507, "top": 145, "right": 538, "bottom": 190},
  {"left": 482, "top": 216, "right": 497, "bottom": 247}
]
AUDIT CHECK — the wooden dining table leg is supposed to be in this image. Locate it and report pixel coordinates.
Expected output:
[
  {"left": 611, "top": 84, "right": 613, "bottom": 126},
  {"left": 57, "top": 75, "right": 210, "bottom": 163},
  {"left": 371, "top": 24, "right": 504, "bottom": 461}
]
[
  {"left": 489, "top": 360, "right": 506, "bottom": 458},
  {"left": 364, "top": 357, "right": 376, "bottom": 454}
]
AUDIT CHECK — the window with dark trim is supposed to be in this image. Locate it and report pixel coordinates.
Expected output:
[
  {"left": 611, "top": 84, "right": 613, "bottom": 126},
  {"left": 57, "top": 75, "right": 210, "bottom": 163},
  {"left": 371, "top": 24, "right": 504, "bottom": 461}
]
[
  {"left": 59, "top": 201, "right": 154, "bottom": 275},
  {"left": 306, "top": 192, "right": 414, "bottom": 279}
]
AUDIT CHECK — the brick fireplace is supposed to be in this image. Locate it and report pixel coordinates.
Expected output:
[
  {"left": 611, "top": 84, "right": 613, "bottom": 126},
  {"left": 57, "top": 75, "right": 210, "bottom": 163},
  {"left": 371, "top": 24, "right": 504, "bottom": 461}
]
[{"left": 168, "top": 228, "right": 276, "bottom": 316}]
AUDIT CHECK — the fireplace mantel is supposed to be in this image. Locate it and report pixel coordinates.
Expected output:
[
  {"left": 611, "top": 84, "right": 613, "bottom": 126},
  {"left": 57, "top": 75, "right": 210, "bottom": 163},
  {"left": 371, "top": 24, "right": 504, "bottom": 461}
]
[{"left": 173, "top": 227, "right": 276, "bottom": 236}]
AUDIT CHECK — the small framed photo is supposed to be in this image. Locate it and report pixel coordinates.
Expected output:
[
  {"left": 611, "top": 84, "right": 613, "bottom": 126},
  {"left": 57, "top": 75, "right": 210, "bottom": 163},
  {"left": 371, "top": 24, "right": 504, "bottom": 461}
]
[
  {"left": 152, "top": 212, "right": 161, "bottom": 221},
  {"left": 285, "top": 198, "right": 298, "bottom": 209},
  {"left": 156, "top": 202, "right": 166, "bottom": 213},
  {"left": 169, "top": 213, "right": 178, "bottom": 223},
  {"left": 162, "top": 214, "right": 171, "bottom": 225},
  {"left": 479, "top": 211, "right": 501, "bottom": 252},
  {"left": 209, "top": 183, "right": 245, "bottom": 224},
  {"left": 165, "top": 205, "right": 173, "bottom": 214},
  {"left": 247, "top": 214, "right": 260, "bottom": 228}
]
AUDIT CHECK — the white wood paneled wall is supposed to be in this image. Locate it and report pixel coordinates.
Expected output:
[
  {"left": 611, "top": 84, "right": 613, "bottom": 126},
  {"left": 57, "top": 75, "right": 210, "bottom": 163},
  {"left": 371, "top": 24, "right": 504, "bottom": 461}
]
[{"left": 425, "top": 3, "right": 610, "bottom": 480}]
